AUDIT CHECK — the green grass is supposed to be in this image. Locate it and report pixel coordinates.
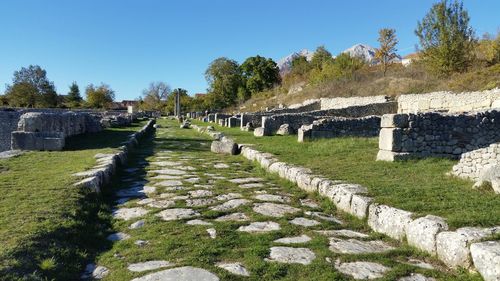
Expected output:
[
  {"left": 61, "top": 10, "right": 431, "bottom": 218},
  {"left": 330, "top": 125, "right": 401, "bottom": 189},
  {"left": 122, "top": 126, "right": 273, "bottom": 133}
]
[
  {"left": 195, "top": 121, "right": 500, "bottom": 229},
  {"left": 0, "top": 121, "right": 147, "bottom": 281},
  {"left": 89, "top": 119, "right": 481, "bottom": 281}
]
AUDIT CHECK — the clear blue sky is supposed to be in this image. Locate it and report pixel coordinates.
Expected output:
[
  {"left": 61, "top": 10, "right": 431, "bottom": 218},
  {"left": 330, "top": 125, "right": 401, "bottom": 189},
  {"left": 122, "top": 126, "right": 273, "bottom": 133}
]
[{"left": 0, "top": 0, "right": 498, "bottom": 101}]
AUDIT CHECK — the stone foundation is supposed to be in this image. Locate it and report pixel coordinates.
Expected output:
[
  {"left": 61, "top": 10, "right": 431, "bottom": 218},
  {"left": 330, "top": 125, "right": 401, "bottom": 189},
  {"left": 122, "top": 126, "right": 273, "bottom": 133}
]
[{"left": 298, "top": 116, "right": 380, "bottom": 142}]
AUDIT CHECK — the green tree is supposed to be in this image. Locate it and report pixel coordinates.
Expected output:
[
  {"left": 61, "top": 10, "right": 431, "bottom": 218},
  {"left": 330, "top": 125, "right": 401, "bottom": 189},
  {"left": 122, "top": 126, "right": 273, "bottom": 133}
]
[
  {"left": 240, "top": 55, "right": 280, "bottom": 96},
  {"left": 290, "top": 56, "right": 311, "bottom": 76},
  {"left": 5, "top": 65, "right": 58, "bottom": 107},
  {"left": 375, "top": 28, "right": 399, "bottom": 76},
  {"left": 205, "top": 57, "right": 243, "bottom": 109},
  {"left": 67, "top": 82, "right": 82, "bottom": 106},
  {"left": 415, "top": 0, "right": 475, "bottom": 74},
  {"left": 310, "top": 46, "right": 333, "bottom": 70},
  {"left": 165, "top": 88, "right": 192, "bottom": 114},
  {"left": 309, "top": 53, "right": 365, "bottom": 84},
  {"left": 85, "top": 83, "right": 115, "bottom": 108},
  {"left": 141, "top": 82, "right": 170, "bottom": 111}
]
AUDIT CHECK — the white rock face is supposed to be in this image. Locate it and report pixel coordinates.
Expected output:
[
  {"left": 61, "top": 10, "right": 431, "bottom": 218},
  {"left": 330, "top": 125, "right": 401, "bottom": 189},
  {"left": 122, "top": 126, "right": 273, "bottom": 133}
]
[
  {"left": 329, "top": 238, "right": 394, "bottom": 254},
  {"left": 274, "top": 235, "right": 312, "bottom": 244},
  {"left": 211, "top": 199, "right": 251, "bottom": 211},
  {"left": 130, "top": 266, "right": 219, "bottom": 281},
  {"left": 335, "top": 261, "right": 389, "bottom": 280},
  {"left": 112, "top": 207, "right": 149, "bottom": 221},
  {"left": 238, "top": 221, "right": 281, "bottom": 233},
  {"left": 127, "top": 260, "right": 174, "bottom": 272},
  {"left": 406, "top": 215, "right": 448, "bottom": 255},
  {"left": 216, "top": 262, "right": 250, "bottom": 276},
  {"left": 289, "top": 217, "right": 321, "bottom": 227},
  {"left": 268, "top": 247, "right": 316, "bottom": 265},
  {"left": 368, "top": 204, "right": 413, "bottom": 240},
  {"left": 277, "top": 49, "right": 315, "bottom": 76},
  {"left": 470, "top": 241, "right": 500, "bottom": 281},
  {"left": 156, "top": 208, "right": 200, "bottom": 221},
  {"left": 252, "top": 203, "right": 300, "bottom": 217}
]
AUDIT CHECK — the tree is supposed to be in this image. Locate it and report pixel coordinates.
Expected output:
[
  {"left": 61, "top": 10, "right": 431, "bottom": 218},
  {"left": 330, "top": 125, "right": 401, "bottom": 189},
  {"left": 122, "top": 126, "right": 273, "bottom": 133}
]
[
  {"left": 67, "top": 82, "right": 82, "bottom": 106},
  {"left": 415, "top": 0, "right": 475, "bottom": 74},
  {"left": 85, "top": 83, "right": 115, "bottom": 108},
  {"left": 290, "top": 56, "right": 311, "bottom": 76},
  {"left": 165, "top": 88, "right": 192, "bottom": 114},
  {"left": 205, "top": 57, "right": 243, "bottom": 109},
  {"left": 310, "top": 46, "right": 333, "bottom": 70},
  {"left": 141, "top": 82, "right": 171, "bottom": 111},
  {"left": 375, "top": 28, "right": 399, "bottom": 76},
  {"left": 240, "top": 55, "right": 280, "bottom": 96},
  {"left": 5, "top": 65, "right": 58, "bottom": 107}
]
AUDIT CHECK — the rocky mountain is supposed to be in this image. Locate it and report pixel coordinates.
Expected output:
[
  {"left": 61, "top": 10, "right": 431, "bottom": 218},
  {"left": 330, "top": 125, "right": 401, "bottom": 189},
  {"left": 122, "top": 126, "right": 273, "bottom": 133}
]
[{"left": 277, "top": 49, "right": 314, "bottom": 76}]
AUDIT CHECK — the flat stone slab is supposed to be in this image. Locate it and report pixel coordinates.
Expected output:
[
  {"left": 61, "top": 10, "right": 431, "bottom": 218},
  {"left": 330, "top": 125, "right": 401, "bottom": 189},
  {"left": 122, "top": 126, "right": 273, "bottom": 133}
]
[
  {"left": 329, "top": 238, "right": 395, "bottom": 254},
  {"left": 151, "top": 175, "right": 182, "bottom": 180},
  {"left": 254, "top": 194, "right": 290, "bottom": 203},
  {"left": 81, "top": 264, "right": 109, "bottom": 279},
  {"left": 290, "top": 217, "right": 321, "bottom": 227},
  {"left": 184, "top": 177, "right": 201, "bottom": 184},
  {"left": 131, "top": 266, "right": 219, "bottom": 281},
  {"left": 214, "top": 163, "right": 230, "bottom": 169},
  {"left": 149, "top": 169, "right": 187, "bottom": 175},
  {"left": 211, "top": 199, "right": 251, "bottom": 211},
  {"left": 136, "top": 198, "right": 156, "bottom": 205},
  {"left": 239, "top": 183, "right": 265, "bottom": 189},
  {"left": 238, "top": 221, "right": 281, "bottom": 233},
  {"left": 188, "top": 190, "right": 213, "bottom": 198},
  {"left": 112, "top": 207, "right": 149, "bottom": 220},
  {"left": 300, "top": 199, "right": 319, "bottom": 208},
  {"left": 156, "top": 180, "right": 184, "bottom": 187},
  {"left": 127, "top": 260, "right": 175, "bottom": 272},
  {"left": 129, "top": 220, "right": 145, "bottom": 229},
  {"left": 215, "top": 212, "right": 249, "bottom": 222},
  {"left": 116, "top": 186, "right": 155, "bottom": 198},
  {"left": 156, "top": 208, "right": 200, "bottom": 221},
  {"left": 305, "top": 211, "right": 343, "bottom": 224},
  {"left": 398, "top": 273, "right": 436, "bottom": 281},
  {"left": 107, "top": 232, "right": 130, "bottom": 241},
  {"left": 147, "top": 200, "right": 175, "bottom": 208},
  {"left": 267, "top": 247, "right": 316, "bottom": 265},
  {"left": 216, "top": 262, "right": 250, "bottom": 276},
  {"left": 186, "top": 219, "right": 213, "bottom": 225},
  {"left": 215, "top": 193, "right": 242, "bottom": 201},
  {"left": 335, "top": 261, "right": 390, "bottom": 280},
  {"left": 186, "top": 198, "right": 217, "bottom": 207},
  {"left": 253, "top": 203, "right": 301, "bottom": 218},
  {"left": 274, "top": 235, "right": 312, "bottom": 244},
  {"left": 405, "top": 259, "right": 435, "bottom": 270},
  {"left": 229, "top": 177, "right": 264, "bottom": 184},
  {"left": 150, "top": 161, "right": 182, "bottom": 166},
  {"left": 315, "top": 229, "right": 369, "bottom": 238}
]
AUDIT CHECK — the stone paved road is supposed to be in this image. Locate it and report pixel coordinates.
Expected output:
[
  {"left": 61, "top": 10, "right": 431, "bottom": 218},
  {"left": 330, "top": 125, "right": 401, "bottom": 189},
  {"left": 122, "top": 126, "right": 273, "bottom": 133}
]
[{"left": 81, "top": 120, "right": 472, "bottom": 281}]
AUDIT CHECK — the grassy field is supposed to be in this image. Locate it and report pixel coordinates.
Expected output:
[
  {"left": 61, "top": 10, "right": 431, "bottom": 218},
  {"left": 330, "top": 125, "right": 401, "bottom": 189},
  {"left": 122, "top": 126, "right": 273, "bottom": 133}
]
[
  {"left": 0, "top": 121, "right": 147, "bottom": 280},
  {"left": 195, "top": 121, "right": 500, "bottom": 229}
]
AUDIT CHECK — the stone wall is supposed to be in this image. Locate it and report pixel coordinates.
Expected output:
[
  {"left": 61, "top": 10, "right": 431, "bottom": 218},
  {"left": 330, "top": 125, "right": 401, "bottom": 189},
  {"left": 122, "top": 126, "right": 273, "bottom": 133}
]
[
  {"left": 298, "top": 116, "right": 381, "bottom": 142},
  {"left": 320, "top": 95, "right": 390, "bottom": 110},
  {"left": 397, "top": 88, "right": 500, "bottom": 114},
  {"left": 377, "top": 111, "right": 500, "bottom": 161},
  {"left": 0, "top": 110, "right": 22, "bottom": 152}
]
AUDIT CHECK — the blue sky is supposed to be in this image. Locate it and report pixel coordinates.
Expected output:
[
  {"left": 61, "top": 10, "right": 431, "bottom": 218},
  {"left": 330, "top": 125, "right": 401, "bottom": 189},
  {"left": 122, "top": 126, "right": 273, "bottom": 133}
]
[{"left": 0, "top": 0, "right": 498, "bottom": 101}]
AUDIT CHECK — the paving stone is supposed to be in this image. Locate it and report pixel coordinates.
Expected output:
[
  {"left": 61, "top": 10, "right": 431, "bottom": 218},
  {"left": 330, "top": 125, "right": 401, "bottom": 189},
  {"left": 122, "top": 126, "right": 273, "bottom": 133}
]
[
  {"left": 184, "top": 177, "right": 201, "bottom": 184},
  {"left": 116, "top": 186, "right": 155, "bottom": 198},
  {"left": 300, "top": 198, "right": 319, "bottom": 208},
  {"left": 136, "top": 198, "right": 156, "bottom": 205},
  {"left": 150, "top": 161, "right": 182, "bottom": 167},
  {"left": 253, "top": 203, "right": 301, "bottom": 218},
  {"left": 290, "top": 217, "right": 321, "bottom": 227},
  {"left": 254, "top": 194, "right": 290, "bottom": 203},
  {"left": 165, "top": 186, "right": 185, "bottom": 191},
  {"left": 188, "top": 190, "right": 213, "bottom": 198},
  {"left": 216, "top": 263, "right": 250, "bottom": 276},
  {"left": 151, "top": 175, "right": 182, "bottom": 180},
  {"left": 134, "top": 240, "right": 149, "bottom": 247},
  {"left": 195, "top": 184, "right": 215, "bottom": 189},
  {"left": 315, "top": 229, "right": 369, "bottom": 238},
  {"left": 207, "top": 228, "right": 217, "bottom": 239},
  {"left": 211, "top": 199, "right": 251, "bottom": 211},
  {"left": 112, "top": 207, "right": 149, "bottom": 220},
  {"left": 215, "top": 212, "right": 249, "bottom": 222},
  {"left": 129, "top": 220, "right": 145, "bottom": 229},
  {"left": 329, "top": 238, "right": 395, "bottom": 254},
  {"left": 215, "top": 193, "right": 242, "bottom": 201},
  {"left": 239, "top": 183, "right": 265, "bottom": 189},
  {"left": 171, "top": 195, "right": 189, "bottom": 200},
  {"left": 267, "top": 247, "right": 316, "bottom": 265},
  {"left": 150, "top": 169, "right": 187, "bottom": 175},
  {"left": 398, "top": 273, "right": 436, "bottom": 281},
  {"left": 274, "top": 235, "right": 312, "bottom": 244},
  {"left": 405, "top": 259, "right": 435, "bottom": 270},
  {"left": 157, "top": 208, "right": 200, "bottom": 221},
  {"left": 214, "top": 163, "right": 230, "bottom": 169},
  {"left": 159, "top": 193, "right": 176, "bottom": 198},
  {"left": 229, "top": 177, "right": 264, "bottom": 184},
  {"left": 147, "top": 200, "right": 175, "bottom": 208},
  {"left": 177, "top": 166, "right": 197, "bottom": 171},
  {"left": 127, "top": 260, "right": 175, "bottom": 272},
  {"left": 81, "top": 264, "right": 109, "bottom": 279},
  {"left": 186, "top": 219, "right": 213, "bottom": 225},
  {"left": 130, "top": 266, "right": 219, "bottom": 281},
  {"left": 212, "top": 176, "right": 227, "bottom": 180},
  {"left": 305, "top": 211, "right": 343, "bottom": 224},
  {"left": 334, "top": 261, "right": 389, "bottom": 280},
  {"left": 107, "top": 232, "right": 131, "bottom": 241},
  {"left": 156, "top": 180, "right": 184, "bottom": 187},
  {"left": 238, "top": 221, "right": 281, "bottom": 233},
  {"left": 186, "top": 198, "right": 217, "bottom": 207}
]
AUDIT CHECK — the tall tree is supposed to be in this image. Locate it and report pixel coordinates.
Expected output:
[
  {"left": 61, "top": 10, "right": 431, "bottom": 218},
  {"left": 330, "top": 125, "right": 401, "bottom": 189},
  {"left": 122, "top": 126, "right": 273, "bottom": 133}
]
[
  {"left": 240, "top": 55, "right": 280, "bottom": 96},
  {"left": 205, "top": 57, "right": 243, "bottom": 109},
  {"left": 415, "top": 0, "right": 475, "bottom": 74},
  {"left": 67, "top": 82, "right": 82, "bottom": 105},
  {"left": 5, "top": 65, "right": 58, "bottom": 107},
  {"left": 375, "top": 28, "right": 399, "bottom": 76},
  {"left": 141, "top": 82, "right": 171, "bottom": 111},
  {"left": 310, "top": 46, "right": 333, "bottom": 70},
  {"left": 85, "top": 83, "right": 115, "bottom": 108},
  {"left": 290, "top": 56, "right": 311, "bottom": 77},
  {"left": 165, "top": 88, "right": 192, "bottom": 114}
]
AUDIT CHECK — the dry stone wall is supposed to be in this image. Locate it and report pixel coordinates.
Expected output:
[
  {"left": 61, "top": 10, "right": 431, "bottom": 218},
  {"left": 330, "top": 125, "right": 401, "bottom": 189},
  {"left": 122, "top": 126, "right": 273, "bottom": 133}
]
[
  {"left": 0, "top": 110, "right": 22, "bottom": 152},
  {"left": 397, "top": 88, "right": 500, "bottom": 114},
  {"left": 298, "top": 116, "right": 380, "bottom": 142}
]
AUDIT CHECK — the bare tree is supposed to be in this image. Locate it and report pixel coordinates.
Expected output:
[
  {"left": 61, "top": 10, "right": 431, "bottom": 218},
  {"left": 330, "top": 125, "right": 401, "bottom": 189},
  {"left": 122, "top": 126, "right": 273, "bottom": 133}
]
[
  {"left": 141, "top": 82, "right": 171, "bottom": 111},
  {"left": 375, "top": 28, "right": 399, "bottom": 76}
]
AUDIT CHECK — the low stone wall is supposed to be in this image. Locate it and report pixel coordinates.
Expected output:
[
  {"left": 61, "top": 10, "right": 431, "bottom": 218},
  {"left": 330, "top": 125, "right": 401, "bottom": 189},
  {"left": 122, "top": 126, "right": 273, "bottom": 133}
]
[
  {"left": 73, "top": 119, "right": 156, "bottom": 193},
  {"left": 298, "top": 116, "right": 380, "bottom": 142},
  {"left": 397, "top": 88, "right": 500, "bottom": 114},
  {"left": 11, "top": 112, "right": 102, "bottom": 151},
  {"left": 320, "top": 95, "right": 390, "bottom": 110},
  {"left": 0, "top": 110, "right": 22, "bottom": 152},
  {"left": 377, "top": 111, "right": 500, "bottom": 161}
]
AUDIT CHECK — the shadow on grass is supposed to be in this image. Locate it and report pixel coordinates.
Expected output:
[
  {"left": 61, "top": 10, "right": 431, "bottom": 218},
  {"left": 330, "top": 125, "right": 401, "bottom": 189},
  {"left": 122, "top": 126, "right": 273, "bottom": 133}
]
[{"left": 64, "top": 129, "right": 138, "bottom": 151}]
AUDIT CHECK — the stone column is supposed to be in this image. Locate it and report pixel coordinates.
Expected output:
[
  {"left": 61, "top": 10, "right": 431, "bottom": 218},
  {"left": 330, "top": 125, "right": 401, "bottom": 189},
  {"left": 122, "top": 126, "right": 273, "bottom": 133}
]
[{"left": 376, "top": 114, "right": 410, "bottom": 161}]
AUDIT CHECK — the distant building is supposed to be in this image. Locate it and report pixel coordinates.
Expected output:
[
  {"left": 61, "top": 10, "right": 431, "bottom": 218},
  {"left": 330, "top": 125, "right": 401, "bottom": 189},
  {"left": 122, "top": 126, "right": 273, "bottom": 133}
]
[
  {"left": 194, "top": 93, "right": 206, "bottom": 99},
  {"left": 109, "top": 100, "right": 139, "bottom": 110}
]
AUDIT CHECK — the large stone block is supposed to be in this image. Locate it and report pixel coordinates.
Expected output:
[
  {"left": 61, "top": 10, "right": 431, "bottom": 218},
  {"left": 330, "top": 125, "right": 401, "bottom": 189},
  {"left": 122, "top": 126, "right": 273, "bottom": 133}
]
[
  {"left": 254, "top": 127, "right": 265, "bottom": 137},
  {"left": 378, "top": 128, "right": 403, "bottom": 151},
  {"left": 368, "top": 204, "right": 413, "bottom": 240},
  {"left": 470, "top": 241, "right": 500, "bottom": 281},
  {"left": 211, "top": 139, "right": 239, "bottom": 155},
  {"left": 350, "top": 195, "right": 373, "bottom": 219},
  {"left": 380, "top": 114, "right": 409, "bottom": 128},
  {"left": 406, "top": 215, "right": 448, "bottom": 255}
]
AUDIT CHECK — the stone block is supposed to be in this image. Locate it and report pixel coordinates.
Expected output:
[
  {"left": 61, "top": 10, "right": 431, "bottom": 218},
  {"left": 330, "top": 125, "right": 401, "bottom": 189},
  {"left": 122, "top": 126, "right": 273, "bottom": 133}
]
[
  {"left": 254, "top": 127, "right": 264, "bottom": 137},
  {"left": 211, "top": 139, "right": 238, "bottom": 155},
  {"left": 350, "top": 195, "right": 373, "bottom": 219},
  {"left": 470, "top": 241, "right": 500, "bottom": 281},
  {"left": 376, "top": 150, "right": 411, "bottom": 162},
  {"left": 368, "top": 204, "right": 413, "bottom": 240},
  {"left": 381, "top": 114, "right": 409, "bottom": 128},
  {"left": 297, "top": 127, "right": 311, "bottom": 142},
  {"left": 379, "top": 128, "right": 403, "bottom": 151},
  {"left": 406, "top": 215, "right": 448, "bottom": 255},
  {"left": 276, "top": 124, "right": 293, "bottom": 135}
]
